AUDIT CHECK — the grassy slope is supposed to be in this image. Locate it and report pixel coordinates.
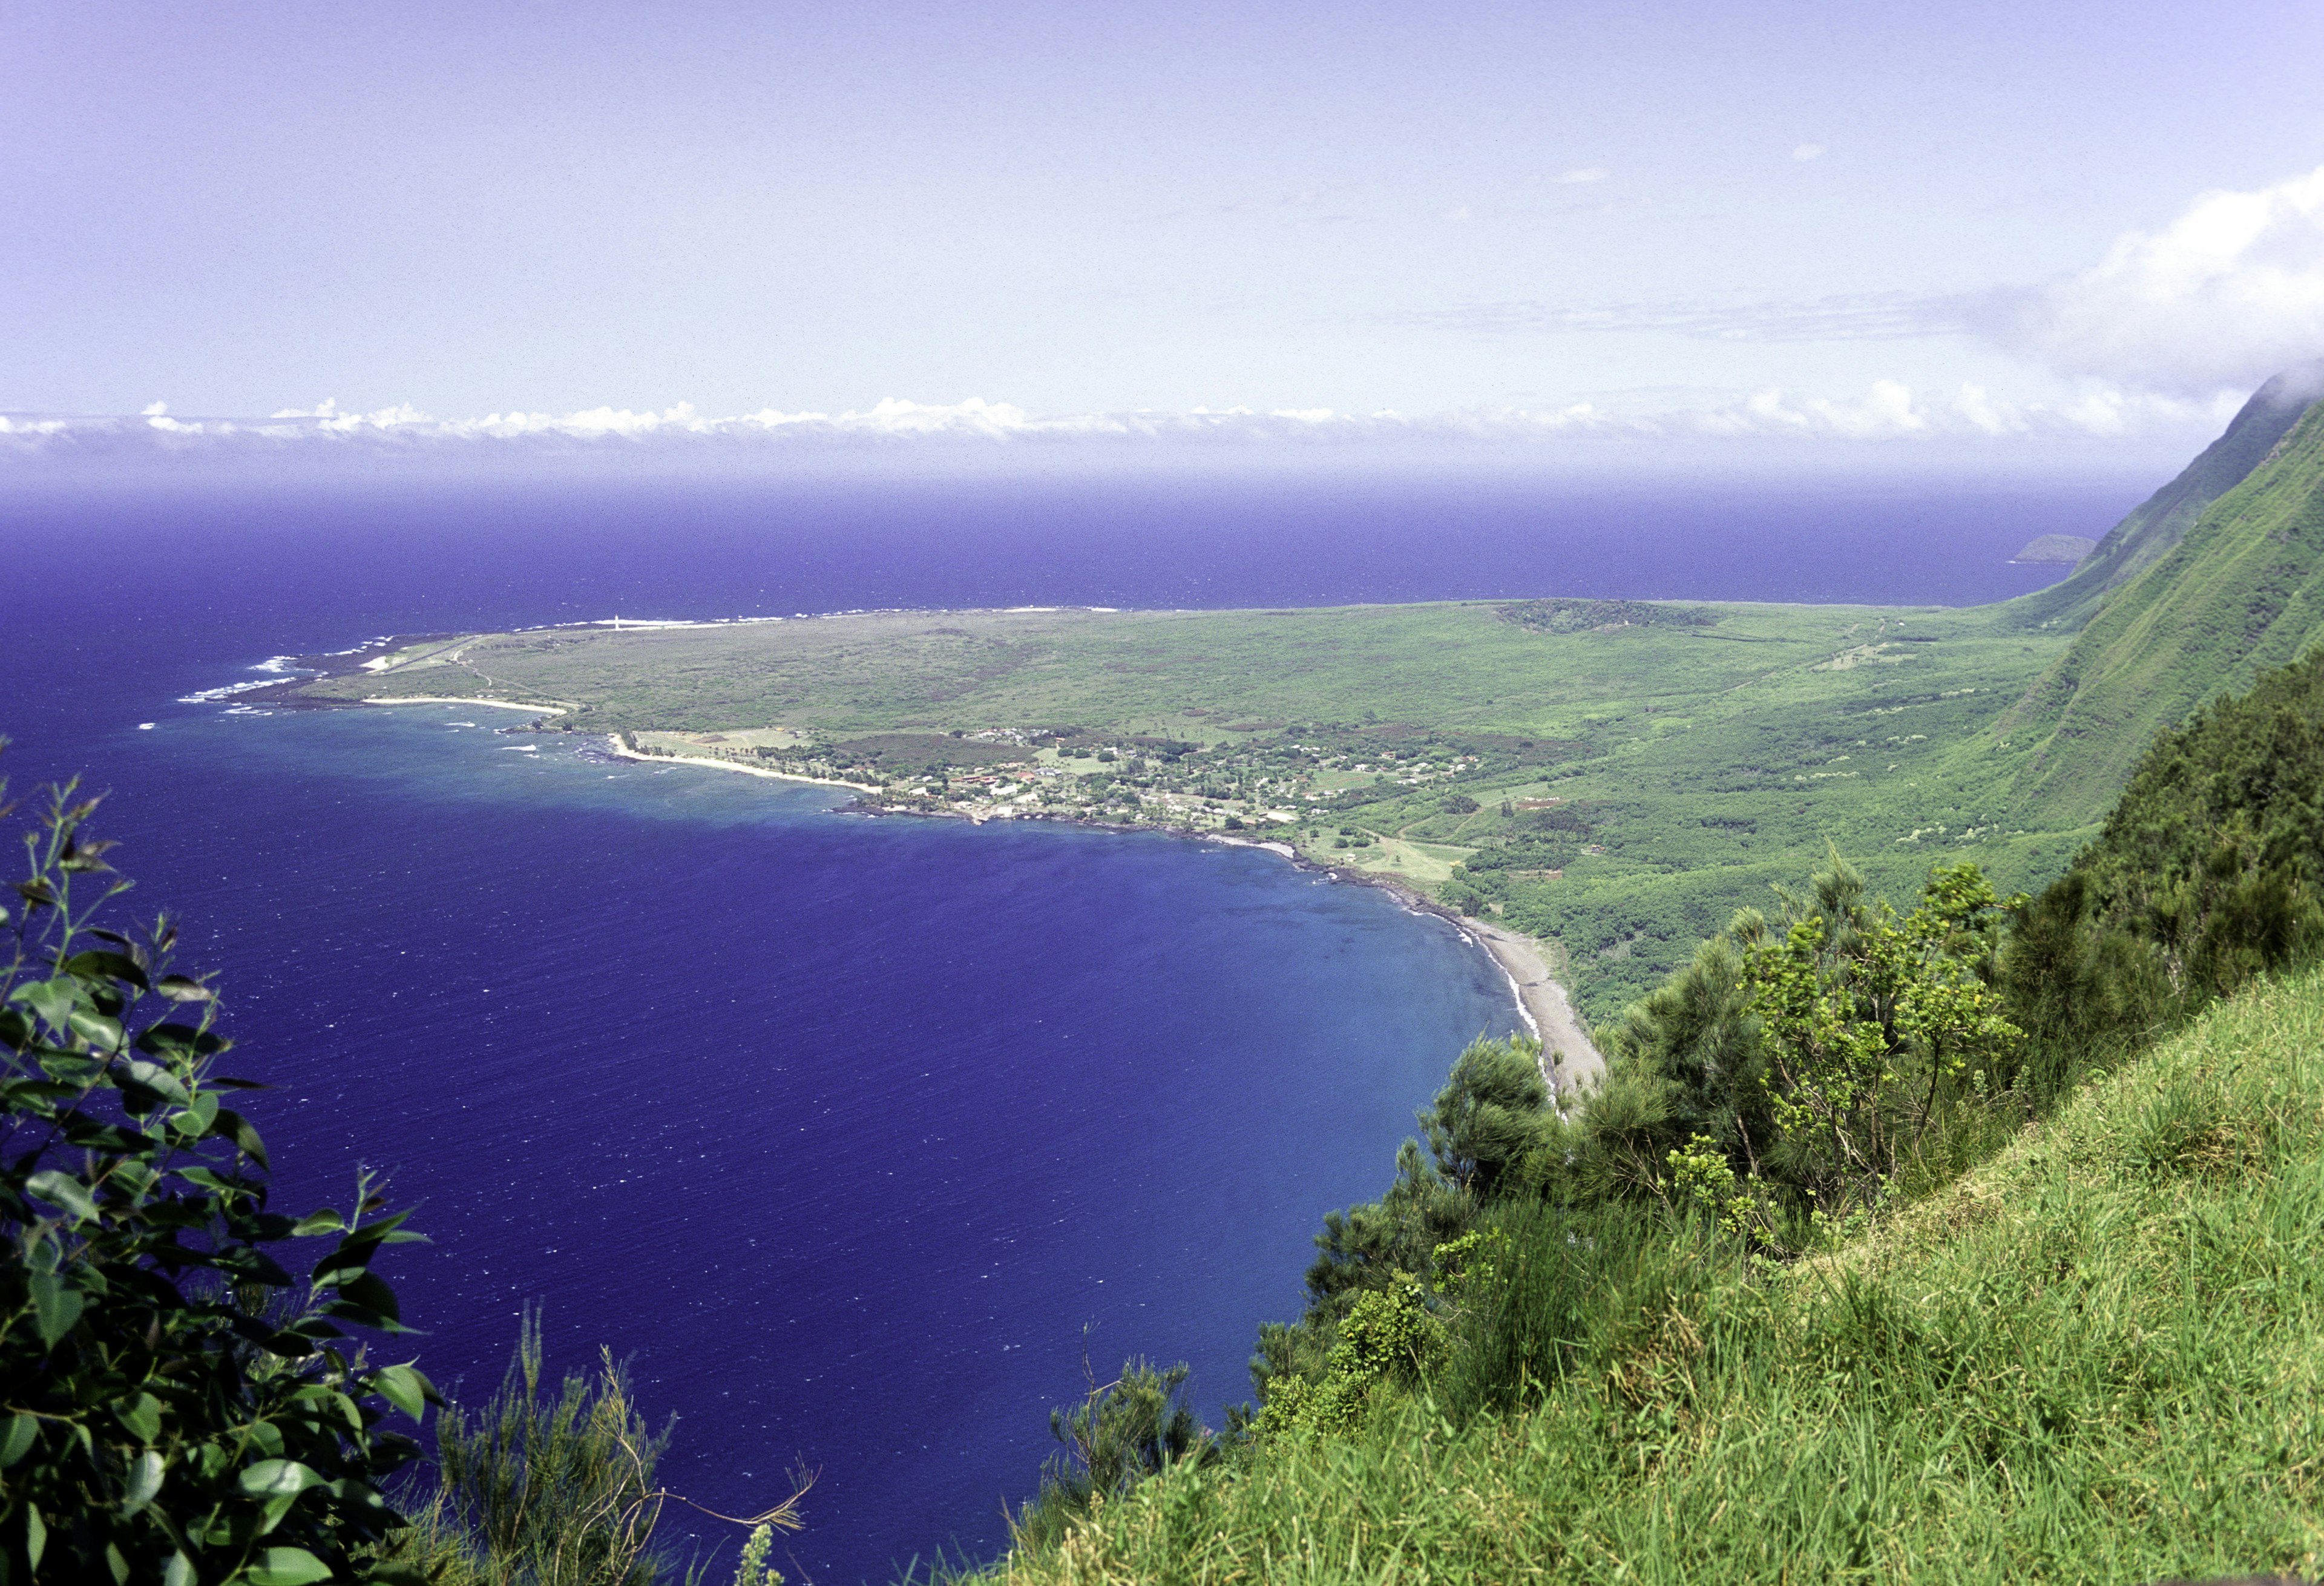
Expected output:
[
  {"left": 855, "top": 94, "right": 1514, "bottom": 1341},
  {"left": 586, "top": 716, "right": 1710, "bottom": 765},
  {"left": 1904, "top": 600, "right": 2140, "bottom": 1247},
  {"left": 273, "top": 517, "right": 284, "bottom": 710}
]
[
  {"left": 299, "top": 601, "right": 2081, "bottom": 1017},
  {"left": 986, "top": 967, "right": 2324, "bottom": 1585},
  {"left": 2008, "top": 365, "right": 2322, "bottom": 632},
  {"left": 2000, "top": 396, "right": 2324, "bottom": 824}
]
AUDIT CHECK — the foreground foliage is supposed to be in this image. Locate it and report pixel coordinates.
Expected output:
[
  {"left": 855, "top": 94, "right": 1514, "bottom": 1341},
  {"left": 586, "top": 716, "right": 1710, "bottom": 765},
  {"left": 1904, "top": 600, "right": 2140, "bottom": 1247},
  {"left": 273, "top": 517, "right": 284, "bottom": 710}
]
[
  {"left": 379, "top": 1311, "right": 810, "bottom": 1586},
  {"left": 432, "top": 1323, "right": 671, "bottom": 1586},
  {"left": 0, "top": 768, "right": 806, "bottom": 1586},
  {"left": 1005, "top": 1360, "right": 1212, "bottom": 1556},
  {"left": 1, "top": 776, "right": 435, "bottom": 1586}
]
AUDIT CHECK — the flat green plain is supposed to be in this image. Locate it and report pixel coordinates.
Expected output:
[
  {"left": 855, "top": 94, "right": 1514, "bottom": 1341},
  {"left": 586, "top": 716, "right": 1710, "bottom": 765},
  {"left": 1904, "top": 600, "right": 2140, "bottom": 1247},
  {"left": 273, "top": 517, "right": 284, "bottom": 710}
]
[{"left": 300, "top": 595, "right": 2090, "bottom": 1019}]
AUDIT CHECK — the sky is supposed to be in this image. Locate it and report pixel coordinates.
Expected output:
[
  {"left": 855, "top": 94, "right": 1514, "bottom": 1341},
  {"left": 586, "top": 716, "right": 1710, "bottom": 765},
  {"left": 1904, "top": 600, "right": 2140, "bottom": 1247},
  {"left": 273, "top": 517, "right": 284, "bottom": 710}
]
[{"left": 5, "top": 0, "right": 2324, "bottom": 469}]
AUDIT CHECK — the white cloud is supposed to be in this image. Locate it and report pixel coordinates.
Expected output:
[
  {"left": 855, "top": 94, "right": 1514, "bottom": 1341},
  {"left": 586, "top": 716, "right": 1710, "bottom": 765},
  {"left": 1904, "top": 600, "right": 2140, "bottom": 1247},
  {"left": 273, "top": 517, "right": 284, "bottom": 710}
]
[
  {"left": 1695, "top": 381, "right": 1926, "bottom": 438},
  {"left": 1554, "top": 168, "right": 1609, "bottom": 185},
  {"left": 1667, "top": 380, "right": 2231, "bottom": 441},
  {"left": 0, "top": 384, "right": 2242, "bottom": 464},
  {"left": 320, "top": 402, "right": 433, "bottom": 432},
  {"left": 1791, "top": 143, "right": 1824, "bottom": 162},
  {"left": 2001, "top": 165, "right": 2324, "bottom": 392},
  {"left": 140, "top": 401, "right": 168, "bottom": 416}
]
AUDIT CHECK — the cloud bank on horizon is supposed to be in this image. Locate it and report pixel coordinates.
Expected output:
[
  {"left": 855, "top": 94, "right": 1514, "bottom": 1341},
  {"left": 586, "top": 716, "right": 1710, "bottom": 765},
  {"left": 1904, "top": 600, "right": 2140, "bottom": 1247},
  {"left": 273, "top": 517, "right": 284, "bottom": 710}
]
[{"left": 0, "top": 383, "right": 2243, "bottom": 468}]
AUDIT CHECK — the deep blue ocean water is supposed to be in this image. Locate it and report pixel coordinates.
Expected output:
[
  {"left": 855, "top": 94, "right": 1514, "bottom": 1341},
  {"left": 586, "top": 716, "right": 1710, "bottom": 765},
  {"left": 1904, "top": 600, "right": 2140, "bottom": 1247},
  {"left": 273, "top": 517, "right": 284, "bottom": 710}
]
[{"left": 0, "top": 467, "right": 2127, "bottom": 1581}]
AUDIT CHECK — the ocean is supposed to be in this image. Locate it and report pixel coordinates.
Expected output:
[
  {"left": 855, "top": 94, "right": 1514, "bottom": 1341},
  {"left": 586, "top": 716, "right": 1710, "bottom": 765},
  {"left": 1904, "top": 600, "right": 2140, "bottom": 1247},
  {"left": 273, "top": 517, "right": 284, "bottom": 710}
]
[{"left": 0, "top": 466, "right": 2127, "bottom": 1581}]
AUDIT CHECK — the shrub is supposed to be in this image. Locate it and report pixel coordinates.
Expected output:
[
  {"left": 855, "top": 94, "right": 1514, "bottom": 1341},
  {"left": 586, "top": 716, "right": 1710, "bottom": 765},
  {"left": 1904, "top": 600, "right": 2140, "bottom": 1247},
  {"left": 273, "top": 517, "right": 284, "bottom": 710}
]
[
  {"left": 1256, "top": 1272, "right": 1442, "bottom": 1440},
  {"left": 1, "top": 775, "right": 436, "bottom": 1586},
  {"left": 1743, "top": 861, "right": 2022, "bottom": 1211},
  {"left": 412, "top": 1312, "right": 683, "bottom": 1586},
  {"left": 1419, "top": 1035, "right": 1556, "bottom": 1198},
  {"left": 1007, "top": 1358, "right": 1210, "bottom": 1552}
]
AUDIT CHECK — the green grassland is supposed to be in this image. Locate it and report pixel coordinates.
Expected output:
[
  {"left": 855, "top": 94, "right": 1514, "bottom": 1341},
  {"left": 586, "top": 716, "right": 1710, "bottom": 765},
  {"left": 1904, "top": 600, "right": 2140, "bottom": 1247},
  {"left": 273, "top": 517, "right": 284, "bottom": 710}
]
[
  {"left": 978, "top": 964, "right": 2324, "bottom": 1585},
  {"left": 298, "top": 597, "right": 2087, "bottom": 1018}
]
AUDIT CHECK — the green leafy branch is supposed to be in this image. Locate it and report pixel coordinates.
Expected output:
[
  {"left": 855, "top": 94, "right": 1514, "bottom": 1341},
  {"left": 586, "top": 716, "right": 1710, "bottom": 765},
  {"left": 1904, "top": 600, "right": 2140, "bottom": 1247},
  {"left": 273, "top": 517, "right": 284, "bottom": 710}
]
[{"left": 2, "top": 772, "right": 439, "bottom": 1586}]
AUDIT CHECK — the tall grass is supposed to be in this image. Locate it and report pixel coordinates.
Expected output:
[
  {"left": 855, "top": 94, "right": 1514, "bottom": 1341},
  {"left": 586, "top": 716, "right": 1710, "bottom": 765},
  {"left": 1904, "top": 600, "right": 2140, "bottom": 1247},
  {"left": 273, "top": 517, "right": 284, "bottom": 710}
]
[
  {"left": 377, "top": 1314, "right": 678, "bottom": 1586},
  {"left": 978, "top": 967, "right": 2324, "bottom": 1583},
  {"left": 1433, "top": 1200, "right": 1725, "bottom": 1425}
]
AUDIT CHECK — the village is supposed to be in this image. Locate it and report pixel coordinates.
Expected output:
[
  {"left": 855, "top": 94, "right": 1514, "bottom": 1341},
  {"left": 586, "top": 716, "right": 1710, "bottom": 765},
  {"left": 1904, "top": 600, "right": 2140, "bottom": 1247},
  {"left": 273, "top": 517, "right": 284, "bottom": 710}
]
[{"left": 610, "top": 722, "right": 1486, "bottom": 840}]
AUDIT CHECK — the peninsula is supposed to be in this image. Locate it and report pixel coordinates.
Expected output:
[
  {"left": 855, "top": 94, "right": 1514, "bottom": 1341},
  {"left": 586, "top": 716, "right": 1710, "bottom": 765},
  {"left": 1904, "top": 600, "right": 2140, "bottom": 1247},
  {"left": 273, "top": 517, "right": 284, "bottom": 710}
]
[
  {"left": 266, "top": 373, "right": 2324, "bottom": 1036},
  {"left": 275, "top": 594, "right": 2075, "bottom": 1036}
]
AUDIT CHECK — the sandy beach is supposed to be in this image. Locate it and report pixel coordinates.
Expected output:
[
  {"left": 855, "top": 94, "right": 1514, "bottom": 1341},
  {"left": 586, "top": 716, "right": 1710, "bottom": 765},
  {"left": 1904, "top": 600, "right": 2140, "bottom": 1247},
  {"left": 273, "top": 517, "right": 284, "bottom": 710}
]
[
  {"left": 1292, "top": 861, "right": 1604, "bottom": 1099},
  {"left": 1459, "top": 919, "right": 1606, "bottom": 1096},
  {"left": 603, "top": 737, "right": 880, "bottom": 792}
]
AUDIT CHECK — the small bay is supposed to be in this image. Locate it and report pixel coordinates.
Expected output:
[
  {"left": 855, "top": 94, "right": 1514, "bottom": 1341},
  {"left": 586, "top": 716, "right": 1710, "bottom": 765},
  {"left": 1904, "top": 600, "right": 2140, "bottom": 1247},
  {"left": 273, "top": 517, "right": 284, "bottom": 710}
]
[{"left": 136, "top": 703, "right": 1514, "bottom": 1579}]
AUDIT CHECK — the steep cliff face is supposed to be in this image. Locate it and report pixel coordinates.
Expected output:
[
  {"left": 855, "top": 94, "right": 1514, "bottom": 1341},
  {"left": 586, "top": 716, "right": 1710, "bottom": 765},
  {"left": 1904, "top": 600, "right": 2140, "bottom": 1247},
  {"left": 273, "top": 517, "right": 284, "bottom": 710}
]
[
  {"left": 2009, "top": 363, "right": 2324, "bottom": 632},
  {"left": 2000, "top": 390, "right": 2324, "bottom": 823}
]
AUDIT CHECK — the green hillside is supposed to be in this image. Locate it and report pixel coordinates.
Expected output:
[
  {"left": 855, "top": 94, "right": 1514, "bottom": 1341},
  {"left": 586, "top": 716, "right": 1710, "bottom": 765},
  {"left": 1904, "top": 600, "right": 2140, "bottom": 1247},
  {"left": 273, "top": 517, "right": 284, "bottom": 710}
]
[
  {"left": 2009, "top": 363, "right": 2323, "bottom": 631},
  {"left": 980, "top": 966, "right": 2324, "bottom": 1584},
  {"left": 2000, "top": 390, "right": 2324, "bottom": 823}
]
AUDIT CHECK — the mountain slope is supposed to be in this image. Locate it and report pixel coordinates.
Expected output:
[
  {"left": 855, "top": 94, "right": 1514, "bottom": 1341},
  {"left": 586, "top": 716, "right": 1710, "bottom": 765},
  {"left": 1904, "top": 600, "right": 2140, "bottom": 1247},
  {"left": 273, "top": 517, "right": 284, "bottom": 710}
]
[
  {"left": 2009, "top": 364, "right": 2323, "bottom": 631},
  {"left": 2000, "top": 392, "right": 2324, "bottom": 822}
]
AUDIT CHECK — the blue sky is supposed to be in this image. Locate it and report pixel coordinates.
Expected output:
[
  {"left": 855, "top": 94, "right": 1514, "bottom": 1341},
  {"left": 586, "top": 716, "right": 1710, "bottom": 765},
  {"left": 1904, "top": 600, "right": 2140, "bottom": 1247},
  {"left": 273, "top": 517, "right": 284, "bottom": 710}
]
[{"left": 6, "top": 1, "right": 2324, "bottom": 464}]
